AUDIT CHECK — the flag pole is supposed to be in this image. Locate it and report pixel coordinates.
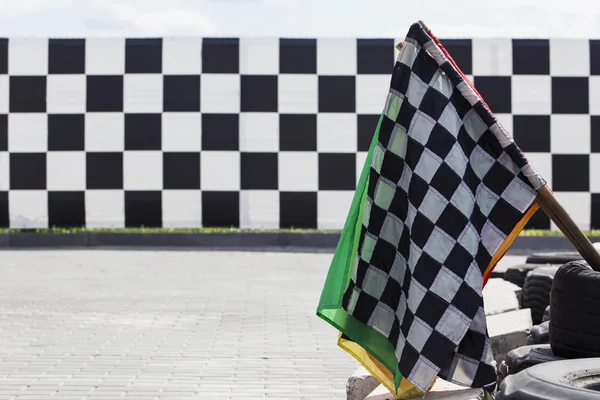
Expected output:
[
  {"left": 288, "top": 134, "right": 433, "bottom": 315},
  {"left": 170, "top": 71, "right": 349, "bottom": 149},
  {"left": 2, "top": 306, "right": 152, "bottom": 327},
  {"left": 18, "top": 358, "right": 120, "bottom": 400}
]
[{"left": 536, "top": 185, "right": 600, "bottom": 271}]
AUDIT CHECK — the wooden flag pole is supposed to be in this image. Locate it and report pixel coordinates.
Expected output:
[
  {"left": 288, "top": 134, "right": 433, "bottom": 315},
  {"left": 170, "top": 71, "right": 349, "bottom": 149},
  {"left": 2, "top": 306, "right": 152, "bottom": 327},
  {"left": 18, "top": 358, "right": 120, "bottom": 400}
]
[{"left": 536, "top": 185, "right": 600, "bottom": 271}]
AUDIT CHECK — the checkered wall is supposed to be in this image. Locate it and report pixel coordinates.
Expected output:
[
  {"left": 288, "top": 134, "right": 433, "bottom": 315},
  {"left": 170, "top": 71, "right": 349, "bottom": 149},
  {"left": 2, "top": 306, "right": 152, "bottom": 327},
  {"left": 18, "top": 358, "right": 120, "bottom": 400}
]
[{"left": 0, "top": 37, "right": 599, "bottom": 230}]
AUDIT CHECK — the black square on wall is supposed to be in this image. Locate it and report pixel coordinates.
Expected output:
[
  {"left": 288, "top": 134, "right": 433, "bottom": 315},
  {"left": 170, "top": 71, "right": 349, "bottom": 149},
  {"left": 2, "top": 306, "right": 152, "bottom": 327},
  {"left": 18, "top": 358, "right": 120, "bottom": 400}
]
[
  {"left": 202, "top": 191, "right": 239, "bottom": 227},
  {"left": 512, "top": 39, "right": 550, "bottom": 75},
  {"left": 592, "top": 116, "right": 600, "bottom": 153},
  {"left": 280, "top": 192, "right": 317, "bottom": 229},
  {"left": 10, "top": 76, "right": 46, "bottom": 113},
  {"left": 163, "top": 75, "right": 200, "bottom": 112},
  {"left": 552, "top": 77, "right": 589, "bottom": 114},
  {"left": 86, "top": 152, "right": 123, "bottom": 189},
  {"left": 0, "top": 191, "right": 7, "bottom": 228},
  {"left": 0, "top": 39, "right": 7, "bottom": 74},
  {"left": 10, "top": 153, "right": 46, "bottom": 190},
  {"left": 240, "top": 152, "right": 278, "bottom": 189},
  {"left": 512, "top": 115, "right": 550, "bottom": 152},
  {"left": 592, "top": 194, "right": 600, "bottom": 229},
  {"left": 125, "top": 191, "right": 162, "bottom": 227},
  {"left": 11, "top": 154, "right": 45, "bottom": 193},
  {"left": 439, "top": 39, "right": 472, "bottom": 75},
  {"left": 202, "top": 38, "right": 239, "bottom": 74},
  {"left": 201, "top": 114, "right": 239, "bottom": 150},
  {"left": 472, "top": 76, "right": 511, "bottom": 114},
  {"left": 524, "top": 207, "right": 551, "bottom": 230},
  {"left": 241, "top": 75, "right": 278, "bottom": 112},
  {"left": 125, "top": 38, "right": 162, "bottom": 74},
  {"left": 357, "top": 39, "right": 395, "bottom": 74},
  {"left": 319, "top": 153, "right": 356, "bottom": 190},
  {"left": 552, "top": 154, "right": 589, "bottom": 192},
  {"left": 86, "top": 76, "right": 124, "bottom": 112},
  {"left": 48, "top": 114, "right": 85, "bottom": 151},
  {"left": 279, "top": 114, "right": 317, "bottom": 151},
  {"left": 125, "top": 114, "right": 162, "bottom": 150},
  {"left": 48, "top": 39, "right": 85, "bottom": 74},
  {"left": 0, "top": 114, "right": 7, "bottom": 151},
  {"left": 319, "top": 76, "right": 356, "bottom": 113},
  {"left": 48, "top": 191, "right": 85, "bottom": 228},
  {"left": 279, "top": 39, "right": 317, "bottom": 74},
  {"left": 358, "top": 114, "right": 380, "bottom": 151},
  {"left": 163, "top": 152, "right": 200, "bottom": 189},
  {"left": 591, "top": 40, "right": 600, "bottom": 75}
]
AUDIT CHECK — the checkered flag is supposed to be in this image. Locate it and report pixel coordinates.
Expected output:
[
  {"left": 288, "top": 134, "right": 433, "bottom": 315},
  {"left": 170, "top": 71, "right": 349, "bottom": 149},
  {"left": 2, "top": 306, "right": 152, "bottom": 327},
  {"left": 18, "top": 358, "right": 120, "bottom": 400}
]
[{"left": 317, "top": 21, "right": 546, "bottom": 396}]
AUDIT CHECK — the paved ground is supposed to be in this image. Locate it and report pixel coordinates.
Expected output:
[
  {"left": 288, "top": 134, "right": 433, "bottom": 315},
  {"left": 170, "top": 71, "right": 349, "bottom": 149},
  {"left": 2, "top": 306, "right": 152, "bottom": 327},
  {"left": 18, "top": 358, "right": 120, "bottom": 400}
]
[{"left": 0, "top": 250, "right": 525, "bottom": 400}]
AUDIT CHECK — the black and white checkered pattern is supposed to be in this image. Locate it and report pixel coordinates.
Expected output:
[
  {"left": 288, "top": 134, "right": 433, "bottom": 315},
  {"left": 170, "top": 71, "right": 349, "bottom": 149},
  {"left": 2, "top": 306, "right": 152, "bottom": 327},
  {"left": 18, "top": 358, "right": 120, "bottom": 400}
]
[
  {"left": 0, "top": 35, "right": 597, "bottom": 229},
  {"left": 341, "top": 23, "right": 544, "bottom": 391}
]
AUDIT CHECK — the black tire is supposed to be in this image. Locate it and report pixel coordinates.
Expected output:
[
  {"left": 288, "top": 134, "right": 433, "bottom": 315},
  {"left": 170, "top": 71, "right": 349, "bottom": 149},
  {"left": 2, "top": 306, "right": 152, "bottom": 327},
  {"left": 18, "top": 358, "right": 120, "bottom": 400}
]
[
  {"left": 496, "top": 358, "right": 600, "bottom": 400},
  {"left": 503, "top": 264, "right": 544, "bottom": 288},
  {"left": 526, "top": 252, "right": 582, "bottom": 265},
  {"left": 549, "top": 260, "right": 600, "bottom": 359},
  {"left": 504, "top": 344, "right": 562, "bottom": 375},
  {"left": 521, "top": 266, "right": 559, "bottom": 325},
  {"left": 526, "top": 321, "right": 550, "bottom": 345}
]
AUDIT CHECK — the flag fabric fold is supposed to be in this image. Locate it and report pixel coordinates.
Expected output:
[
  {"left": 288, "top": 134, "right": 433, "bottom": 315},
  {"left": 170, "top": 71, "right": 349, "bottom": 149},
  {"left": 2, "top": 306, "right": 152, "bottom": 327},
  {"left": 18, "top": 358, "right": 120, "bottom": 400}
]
[{"left": 316, "top": 21, "right": 546, "bottom": 397}]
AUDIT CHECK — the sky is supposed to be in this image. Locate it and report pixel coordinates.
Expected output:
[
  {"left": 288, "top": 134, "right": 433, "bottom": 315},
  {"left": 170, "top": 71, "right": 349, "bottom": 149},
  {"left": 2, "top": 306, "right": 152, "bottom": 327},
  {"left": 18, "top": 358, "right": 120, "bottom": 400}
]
[{"left": 0, "top": 0, "right": 598, "bottom": 39}]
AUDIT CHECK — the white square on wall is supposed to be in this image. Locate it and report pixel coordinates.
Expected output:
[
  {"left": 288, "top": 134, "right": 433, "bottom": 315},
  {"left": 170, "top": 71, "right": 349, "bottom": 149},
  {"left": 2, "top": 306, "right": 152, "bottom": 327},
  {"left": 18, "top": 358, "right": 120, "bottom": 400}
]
[
  {"left": 590, "top": 154, "right": 600, "bottom": 193},
  {"left": 494, "top": 113, "right": 513, "bottom": 137},
  {"left": 550, "top": 192, "right": 590, "bottom": 231},
  {"left": 0, "top": 75, "right": 8, "bottom": 114},
  {"left": 85, "top": 38, "right": 126, "bottom": 75},
  {"left": 550, "top": 39, "right": 589, "bottom": 77},
  {"left": 317, "top": 113, "right": 357, "bottom": 153},
  {"left": 162, "top": 113, "right": 202, "bottom": 152},
  {"left": 200, "top": 151, "right": 240, "bottom": 191},
  {"left": 47, "top": 75, "right": 86, "bottom": 114},
  {"left": 472, "top": 39, "right": 512, "bottom": 76},
  {"left": 356, "top": 75, "right": 390, "bottom": 114},
  {"left": 123, "top": 74, "right": 163, "bottom": 113},
  {"left": 278, "top": 74, "right": 318, "bottom": 114},
  {"left": 318, "top": 191, "right": 354, "bottom": 230},
  {"left": 523, "top": 152, "right": 552, "bottom": 189},
  {"left": 85, "top": 113, "right": 125, "bottom": 152},
  {"left": 240, "top": 112, "right": 279, "bottom": 152},
  {"left": 8, "top": 113, "right": 47, "bottom": 152},
  {"left": 317, "top": 38, "right": 357, "bottom": 75},
  {"left": 162, "top": 37, "right": 202, "bottom": 75},
  {"left": 200, "top": 74, "right": 240, "bottom": 114},
  {"left": 278, "top": 152, "right": 318, "bottom": 192},
  {"left": 511, "top": 76, "right": 551, "bottom": 115},
  {"left": 551, "top": 115, "right": 590, "bottom": 154},
  {"left": 85, "top": 190, "right": 125, "bottom": 228},
  {"left": 240, "top": 190, "right": 280, "bottom": 229},
  {"left": 8, "top": 38, "right": 48, "bottom": 75},
  {"left": 9, "top": 191, "right": 48, "bottom": 229},
  {"left": 123, "top": 151, "right": 163, "bottom": 190},
  {"left": 47, "top": 152, "right": 86, "bottom": 191},
  {"left": 162, "top": 190, "right": 202, "bottom": 228},
  {"left": 240, "top": 38, "right": 279, "bottom": 75},
  {"left": 356, "top": 152, "right": 368, "bottom": 185},
  {"left": 589, "top": 77, "right": 600, "bottom": 115}
]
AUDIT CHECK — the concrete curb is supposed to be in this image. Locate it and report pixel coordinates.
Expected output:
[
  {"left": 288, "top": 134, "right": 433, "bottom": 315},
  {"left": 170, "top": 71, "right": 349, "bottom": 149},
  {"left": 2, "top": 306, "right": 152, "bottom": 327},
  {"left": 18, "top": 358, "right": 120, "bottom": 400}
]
[
  {"left": 0, "top": 232, "right": 597, "bottom": 251},
  {"left": 0, "top": 232, "right": 342, "bottom": 249}
]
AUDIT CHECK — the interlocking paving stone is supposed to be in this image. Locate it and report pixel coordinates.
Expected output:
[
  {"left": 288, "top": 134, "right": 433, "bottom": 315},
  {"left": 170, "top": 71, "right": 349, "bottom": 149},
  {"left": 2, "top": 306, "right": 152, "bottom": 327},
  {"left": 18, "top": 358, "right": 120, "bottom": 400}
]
[{"left": 0, "top": 251, "right": 525, "bottom": 400}]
